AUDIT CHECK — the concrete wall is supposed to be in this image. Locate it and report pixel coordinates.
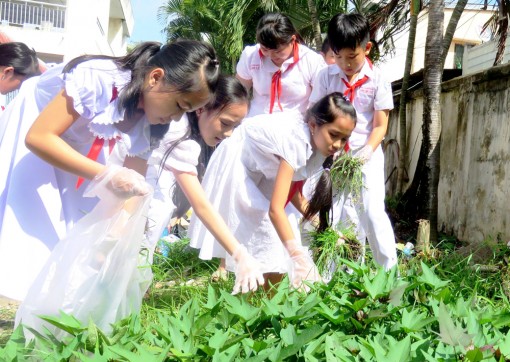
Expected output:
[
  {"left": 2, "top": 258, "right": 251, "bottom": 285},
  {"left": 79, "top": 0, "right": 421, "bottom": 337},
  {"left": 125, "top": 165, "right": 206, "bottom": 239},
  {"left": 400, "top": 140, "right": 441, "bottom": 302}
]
[{"left": 385, "top": 63, "right": 510, "bottom": 244}]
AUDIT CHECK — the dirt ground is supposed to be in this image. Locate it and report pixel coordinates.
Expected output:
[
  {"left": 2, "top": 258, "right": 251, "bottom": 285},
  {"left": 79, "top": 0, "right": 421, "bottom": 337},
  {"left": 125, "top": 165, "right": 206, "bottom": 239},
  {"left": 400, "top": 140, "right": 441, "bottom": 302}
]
[{"left": 0, "top": 296, "right": 19, "bottom": 346}]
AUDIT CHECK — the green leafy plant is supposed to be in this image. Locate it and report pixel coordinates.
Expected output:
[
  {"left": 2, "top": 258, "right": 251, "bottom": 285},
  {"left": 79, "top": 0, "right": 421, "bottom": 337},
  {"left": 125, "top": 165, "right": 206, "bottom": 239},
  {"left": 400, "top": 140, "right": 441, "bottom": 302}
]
[{"left": 3, "top": 239, "right": 510, "bottom": 361}]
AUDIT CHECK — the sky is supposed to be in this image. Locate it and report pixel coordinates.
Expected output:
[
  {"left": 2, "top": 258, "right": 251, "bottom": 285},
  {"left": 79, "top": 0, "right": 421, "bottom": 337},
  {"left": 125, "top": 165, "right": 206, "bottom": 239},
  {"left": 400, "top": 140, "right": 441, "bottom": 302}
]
[{"left": 129, "top": 0, "right": 168, "bottom": 44}]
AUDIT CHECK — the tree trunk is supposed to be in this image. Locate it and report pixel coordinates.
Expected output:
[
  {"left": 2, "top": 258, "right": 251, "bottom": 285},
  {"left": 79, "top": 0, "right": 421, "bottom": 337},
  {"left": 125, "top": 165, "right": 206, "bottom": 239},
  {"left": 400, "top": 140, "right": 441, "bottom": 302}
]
[
  {"left": 420, "top": 1, "right": 444, "bottom": 243},
  {"left": 494, "top": 0, "right": 509, "bottom": 66},
  {"left": 307, "top": 0, "right": 322, "bottom": 51},
  {"left": 401, "top": 2, "right": 444, "bottom": 241},
  {"left": 396, "top": 0, "right": 420, "bottom": 194},
  {"left": 440, "top": 0, "right": 468, "bottom": 67}
]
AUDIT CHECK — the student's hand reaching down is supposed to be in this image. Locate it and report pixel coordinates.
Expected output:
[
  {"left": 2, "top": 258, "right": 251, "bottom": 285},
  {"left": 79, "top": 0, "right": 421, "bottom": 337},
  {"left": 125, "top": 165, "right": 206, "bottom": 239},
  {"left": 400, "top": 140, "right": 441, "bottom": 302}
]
[
  {"left": 285, "top": 239, "right": 322, "bottom": 291},
  {"left": 232, "top": 244, "right": 265, "bottom": 294}
]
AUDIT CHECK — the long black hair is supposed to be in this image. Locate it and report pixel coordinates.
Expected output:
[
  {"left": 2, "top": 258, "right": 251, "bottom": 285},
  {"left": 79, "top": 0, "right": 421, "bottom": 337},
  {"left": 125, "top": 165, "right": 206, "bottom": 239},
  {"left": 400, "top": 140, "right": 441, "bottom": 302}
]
[
  {"left": 63, "top": 39, "right": 220, "bottom": 142},
  {"left": 256, "top": 13, "right": 304, "bottom": 49},
  {"left": 303, "top": 92, "right": 357, "bottom": 232},
  {"left": 0, "top": 42, "right": 40, "bottom": 77},
  {"left": 159, "top": 75, "right": 250, "bottom": 218}
]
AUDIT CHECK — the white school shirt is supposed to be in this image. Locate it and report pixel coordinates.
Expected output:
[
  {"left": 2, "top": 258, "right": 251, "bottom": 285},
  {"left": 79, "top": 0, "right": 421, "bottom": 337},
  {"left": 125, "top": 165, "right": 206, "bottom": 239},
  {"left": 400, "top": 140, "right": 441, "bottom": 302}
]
[
  {"left": 0, "top": 93, "right": 6, "bottom": 113},
  {"left": 309, "top": 61, "right": 394, "bottom": 148},
  {"left": 237, "top": 43, "right": 326, "bottom": 117}
]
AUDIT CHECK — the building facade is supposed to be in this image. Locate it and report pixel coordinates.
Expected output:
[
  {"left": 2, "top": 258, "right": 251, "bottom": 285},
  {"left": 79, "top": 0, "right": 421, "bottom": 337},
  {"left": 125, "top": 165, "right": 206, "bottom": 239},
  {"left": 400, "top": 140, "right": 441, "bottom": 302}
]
[
  {"left": 379, "top": 7, "right": 495, "bottom": 82},
  {"left": 0, "top": 0, "right": 134, "bottom": 64}
]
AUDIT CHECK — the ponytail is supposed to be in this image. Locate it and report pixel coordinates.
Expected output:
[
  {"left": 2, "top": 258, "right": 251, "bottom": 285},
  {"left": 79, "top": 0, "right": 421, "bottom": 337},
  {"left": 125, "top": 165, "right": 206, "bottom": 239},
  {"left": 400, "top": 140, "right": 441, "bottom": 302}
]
[
  {"left": 302, "top": 92, "right": 357, "bottom": 232},
  {"left": 304, "top": 156, "right": 334, "bottom": 232}
]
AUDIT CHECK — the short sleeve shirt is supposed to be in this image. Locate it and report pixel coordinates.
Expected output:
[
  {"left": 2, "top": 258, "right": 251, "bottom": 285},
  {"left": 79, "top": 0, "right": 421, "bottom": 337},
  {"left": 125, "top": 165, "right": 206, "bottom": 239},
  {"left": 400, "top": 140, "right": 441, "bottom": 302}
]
[
  {"left": 237, "top": 44, "right": 326, "bottom": 116},
  {"left": 35, "top": 59, "right": 152, "bottom": 159},
  {"left": 148, "top": 114, "right": 201, "bottom": 176},
  {"left": 309, "top": 61, "right": 393, "bottom": 148},
  {"left": 241, "top": 111, "right": 325, "bottom": 182}
]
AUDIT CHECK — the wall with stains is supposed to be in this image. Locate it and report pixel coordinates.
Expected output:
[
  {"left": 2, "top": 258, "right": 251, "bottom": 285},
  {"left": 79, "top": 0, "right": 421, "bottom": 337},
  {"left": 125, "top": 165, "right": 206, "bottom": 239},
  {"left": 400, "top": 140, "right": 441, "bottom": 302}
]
[{"left": 386, "top": 63, "right": 510, "bottom": 244}]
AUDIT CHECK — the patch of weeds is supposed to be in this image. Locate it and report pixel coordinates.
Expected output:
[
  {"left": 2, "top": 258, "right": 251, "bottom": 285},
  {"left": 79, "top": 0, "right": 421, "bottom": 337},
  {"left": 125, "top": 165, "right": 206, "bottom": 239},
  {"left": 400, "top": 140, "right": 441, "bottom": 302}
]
[
  {"left": 330, "top": 152, "right": 364, "bottom": 202},
  {"left": 310, "top": 225, "right": 363, "bottom": 276}
]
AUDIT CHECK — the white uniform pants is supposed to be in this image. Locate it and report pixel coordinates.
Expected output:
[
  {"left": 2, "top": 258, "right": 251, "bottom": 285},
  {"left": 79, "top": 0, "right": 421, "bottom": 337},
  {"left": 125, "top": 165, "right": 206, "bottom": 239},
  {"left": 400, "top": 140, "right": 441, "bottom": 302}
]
[{"left": 332, "top": 146, "right": 397, "bottom": 270}]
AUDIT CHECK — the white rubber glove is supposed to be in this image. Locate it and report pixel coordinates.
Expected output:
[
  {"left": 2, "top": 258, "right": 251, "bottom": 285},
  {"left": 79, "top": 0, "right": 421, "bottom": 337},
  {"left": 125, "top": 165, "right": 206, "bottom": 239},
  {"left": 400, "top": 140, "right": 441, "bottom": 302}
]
[
  {"left": 355, "top": 145, "right": 373, "bottom": 164},
  {"left": 93, "top": 165, "right": 151, "bottom": 199},
  {"left": 232, "top": 244, "right": 265, "bottom": 294},
  {"left": 285, "top": 239, "right": 322, "bottom": 291}
]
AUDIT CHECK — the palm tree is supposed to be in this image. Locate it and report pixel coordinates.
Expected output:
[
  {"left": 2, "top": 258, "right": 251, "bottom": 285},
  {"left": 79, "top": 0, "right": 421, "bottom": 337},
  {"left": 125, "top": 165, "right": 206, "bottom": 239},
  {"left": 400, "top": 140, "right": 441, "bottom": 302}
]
[
  {"left": 396, "top": 0, "right": 421, "bottom": 194},
  {"left": 420, "top": 0, "right": 443, "bottom": 243},
  {"left": 350, "top": 0, "right": 410, "bottom": 60},
  {"left": 401, "top": 0, "right": 469, "bottom": 243},
  {"left": 158, "top": 0, "right": 232, "bottom": 69},
  {"left": 307, "top": 0, "right": 322, "bottom": 50}
]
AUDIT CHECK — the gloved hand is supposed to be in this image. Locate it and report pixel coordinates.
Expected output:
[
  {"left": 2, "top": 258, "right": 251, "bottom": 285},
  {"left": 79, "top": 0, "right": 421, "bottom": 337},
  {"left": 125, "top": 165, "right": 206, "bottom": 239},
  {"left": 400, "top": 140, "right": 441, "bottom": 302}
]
[
  {"left": 232, "top": 244, "right": 265, "bottom": 294},
  {"left": 94, "top": 165, "right": 151, "bottom": 199},
  {"left": 355, "top": 145, "right": 373, "bottom": 164},
  {"left": 285, "top": 239, "right": 322, "bottom": 291}
]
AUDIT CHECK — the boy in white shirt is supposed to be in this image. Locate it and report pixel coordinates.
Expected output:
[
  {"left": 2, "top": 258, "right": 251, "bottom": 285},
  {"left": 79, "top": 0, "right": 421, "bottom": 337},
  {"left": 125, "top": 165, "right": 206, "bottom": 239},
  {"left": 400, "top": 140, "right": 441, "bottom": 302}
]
[{"left": 309, "top": 13, "right": 397, "bottom": 270}]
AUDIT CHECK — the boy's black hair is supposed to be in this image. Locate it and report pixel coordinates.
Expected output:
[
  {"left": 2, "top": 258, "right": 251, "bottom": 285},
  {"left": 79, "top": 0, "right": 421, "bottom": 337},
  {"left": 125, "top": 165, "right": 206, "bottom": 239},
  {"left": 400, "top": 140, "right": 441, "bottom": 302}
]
[
  {"left": 327, "top": 13, "right": 370, "bottom": 52},
  {"left": 321, "top": 36, "right": 331, "bottom": 54}
]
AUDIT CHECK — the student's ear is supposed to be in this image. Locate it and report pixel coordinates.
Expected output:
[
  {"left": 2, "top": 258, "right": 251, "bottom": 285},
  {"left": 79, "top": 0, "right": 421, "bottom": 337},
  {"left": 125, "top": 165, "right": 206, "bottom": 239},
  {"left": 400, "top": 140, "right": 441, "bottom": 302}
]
[
  {"left": 148, "top": 68, "right": 164, "bottom": 87},
  {"left": 309, "top": 118, "right": 318, "bottom": 136},
  {"left": 1, "top": 66, "right": 14, "bottom": 80},
  {"left": 364, "top": 42, "right": 372, "bottom": 56}
]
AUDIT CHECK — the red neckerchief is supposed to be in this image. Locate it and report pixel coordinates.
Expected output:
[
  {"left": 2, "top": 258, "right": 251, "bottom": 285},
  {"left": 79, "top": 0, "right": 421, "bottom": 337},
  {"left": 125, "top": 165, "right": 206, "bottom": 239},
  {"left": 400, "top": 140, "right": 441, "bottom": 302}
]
[
  {"left": 341, "top": 58, "right": 373, "bottom": 102},
  {"left": 76, "top": 85, "right": 119, "bottom": 188},
  {"left": 259, "top": 43, "right": 300, "bottom": 114},
  {"left": 342, "top": 57, "right": 373, "bottom": 152}
]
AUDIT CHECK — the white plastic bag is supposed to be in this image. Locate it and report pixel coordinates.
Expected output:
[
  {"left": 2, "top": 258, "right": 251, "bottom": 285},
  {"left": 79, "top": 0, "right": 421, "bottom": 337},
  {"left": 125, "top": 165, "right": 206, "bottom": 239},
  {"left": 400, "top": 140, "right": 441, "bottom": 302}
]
[{"left": 15, "top": 179, "right": 153, "bottom": 341}]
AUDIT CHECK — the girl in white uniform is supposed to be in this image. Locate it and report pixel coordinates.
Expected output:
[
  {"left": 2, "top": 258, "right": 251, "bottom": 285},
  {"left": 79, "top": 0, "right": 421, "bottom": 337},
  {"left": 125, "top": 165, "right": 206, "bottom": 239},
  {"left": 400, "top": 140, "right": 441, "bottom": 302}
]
[
  {"left": 208, "top": 13, "right": 326, "bottom": 280},
  {"left": 0, "top": 40, "right": 219, "bottom": 301},
  {"left": 236, "top": 12, "right": 326, "bottom": 117},
  {"left": 141, "top": 75, "right": 264, "bottom": 293},
  {"left": 188, "top": 93, "right": 357, "bottom": 289}
]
